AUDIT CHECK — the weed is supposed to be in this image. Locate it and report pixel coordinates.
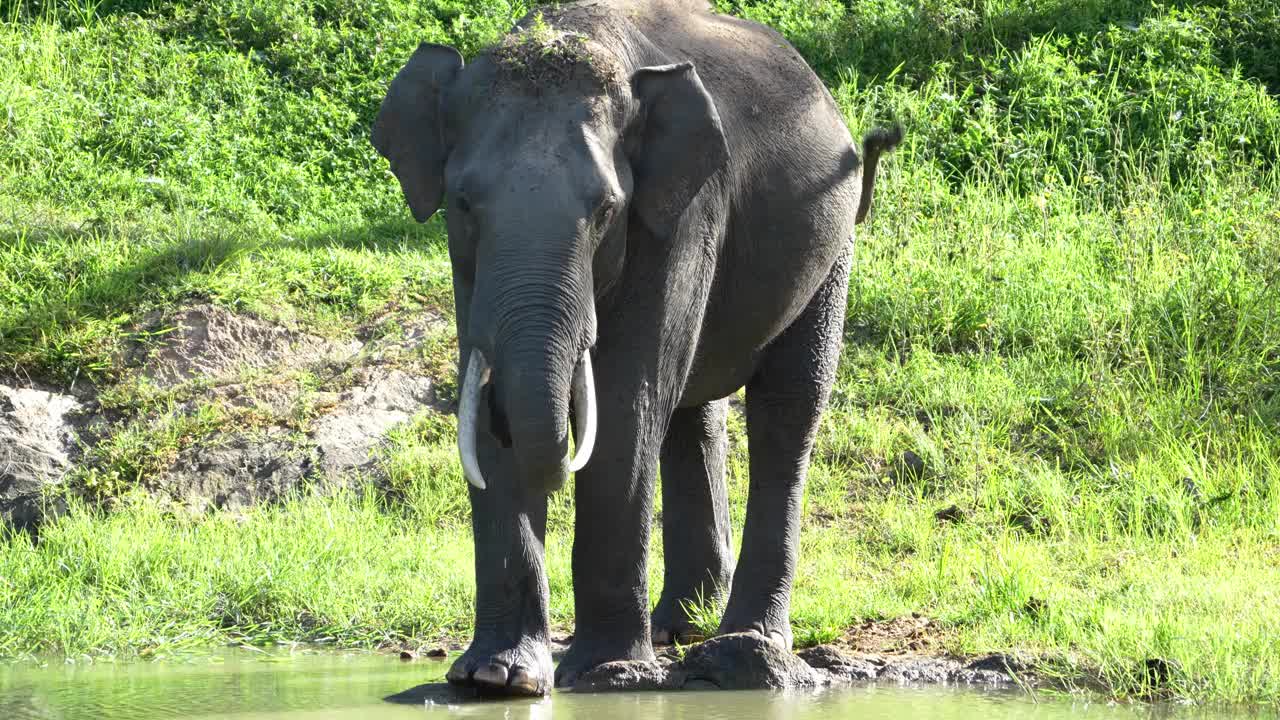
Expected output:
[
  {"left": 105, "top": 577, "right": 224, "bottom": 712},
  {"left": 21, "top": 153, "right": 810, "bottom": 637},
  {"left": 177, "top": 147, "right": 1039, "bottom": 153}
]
[{"left": 678, "top": 584, "right": 727, "bottom": 640}]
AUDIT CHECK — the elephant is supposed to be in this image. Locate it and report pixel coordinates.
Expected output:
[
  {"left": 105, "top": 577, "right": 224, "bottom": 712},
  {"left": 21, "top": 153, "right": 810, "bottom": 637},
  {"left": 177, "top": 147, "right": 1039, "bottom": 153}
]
[{"left": 371, "top": 0, "right": 901, "bottom": 696}]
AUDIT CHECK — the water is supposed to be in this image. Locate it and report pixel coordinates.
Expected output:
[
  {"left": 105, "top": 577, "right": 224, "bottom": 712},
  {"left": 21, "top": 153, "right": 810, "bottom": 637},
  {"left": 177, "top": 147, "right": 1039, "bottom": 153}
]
[{"left": 0, "top": 649, "right": 1234, "bottom": 720}]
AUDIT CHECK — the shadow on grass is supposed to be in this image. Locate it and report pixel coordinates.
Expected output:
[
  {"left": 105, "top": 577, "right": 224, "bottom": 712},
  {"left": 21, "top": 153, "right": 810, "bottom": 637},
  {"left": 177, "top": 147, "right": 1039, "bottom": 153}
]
[
  {"left": 0, "top": 213, "right": 448, "bottom": 387},
  {"left": 734, "top": 0, "right": 1277, "bottom": 93},
  {"left": 722, "top": 0, "right": 1160, "bottom": 84}
]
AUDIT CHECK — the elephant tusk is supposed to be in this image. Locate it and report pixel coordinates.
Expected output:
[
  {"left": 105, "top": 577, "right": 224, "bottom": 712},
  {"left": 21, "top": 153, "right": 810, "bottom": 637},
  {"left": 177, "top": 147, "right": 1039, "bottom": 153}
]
[
  {"left": 568, "top": 349, "right": 597, "bottom": 473},
  {"left": 458, "top": 347, "right": 490, "bottom": 489}
]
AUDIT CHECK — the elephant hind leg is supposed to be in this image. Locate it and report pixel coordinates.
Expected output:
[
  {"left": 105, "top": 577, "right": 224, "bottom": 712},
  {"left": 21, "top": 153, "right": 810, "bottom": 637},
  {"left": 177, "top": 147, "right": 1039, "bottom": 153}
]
[
  {"left": 717, "top": 245, "right": 852, "bottom": 649},
  {"left": 652, "top": 399, "right": 734, "bottom": 645}
]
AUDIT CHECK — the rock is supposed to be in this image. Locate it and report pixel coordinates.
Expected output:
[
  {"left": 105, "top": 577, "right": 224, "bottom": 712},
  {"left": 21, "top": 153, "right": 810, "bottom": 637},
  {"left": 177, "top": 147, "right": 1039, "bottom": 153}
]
[
  {"left": 156, "top": 430, "right": 316, "bottom": 514},
  {"left": 956, "top": 655, "right": 1020, "bottom": 685},
  {"left": 797, "top": 644, "right": 1012, "bottom": 687},
  {"left": 870, "top": 650, "right": 1008, "bottom": 681},
  {"left": 572, "top": 661, "right": 678, "bottom": 692},
  {"left": 126, "top": 304, "right": 360, "bottom": 387},
  {"left": 876, "top": 654, "right": 1013, "bottom": 687},
  {"left": 895, "top": 450, "right": 927, "bottom": 481},
  {"left": 567, "top": 635, "right": 825, "bottom": 693},
  {"left": 875, "top": 656, "right": 961, "bottom": 684},
  {"left": 0, "top": 384, "right": 85, "bottom": 530},
  {"left": 310, "top": 367, "right": 436, "bottom": 477},
  {"left": 1143, "top": 657, "right": 1178, "bottom": 690},
  {"left": 796, "top": 645, "right": 881, "bottom": 682},
  {"left": 964, "top": 653, "right": 1021, "bottom": 674},
  {"left": 677, "top": 633, "right": 826, "bottom": 690}
]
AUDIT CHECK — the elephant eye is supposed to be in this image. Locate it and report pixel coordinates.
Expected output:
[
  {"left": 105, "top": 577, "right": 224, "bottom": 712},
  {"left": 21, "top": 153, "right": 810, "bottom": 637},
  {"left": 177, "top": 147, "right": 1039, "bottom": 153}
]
[
  {"left": 446, "top": 191, "right": 477, "bottom": 239},
  {"left": 595, "top": 194, "right": 619, "bottom": 226}
]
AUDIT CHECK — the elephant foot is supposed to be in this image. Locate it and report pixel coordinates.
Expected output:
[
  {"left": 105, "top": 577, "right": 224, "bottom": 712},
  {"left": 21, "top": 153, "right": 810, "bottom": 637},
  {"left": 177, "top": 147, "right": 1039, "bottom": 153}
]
[
  {"left": 446, "top": 635, "right": 553, "bottom": 697},
  {"left": 554, "top": 633, "right": 656, "bottom": 688},
  {"left": 678, "top": 632, "right": 823, "bottom": 690},
  {"left": 717, "top": 615, "right": 793, "bottom": 651}
]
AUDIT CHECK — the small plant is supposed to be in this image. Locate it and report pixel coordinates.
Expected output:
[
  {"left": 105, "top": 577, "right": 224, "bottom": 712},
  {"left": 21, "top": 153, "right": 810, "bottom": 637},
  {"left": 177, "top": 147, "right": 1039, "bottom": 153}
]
[
  {"left": 678, "top": 583, "right": 727, "bottom": 640},
  {"left": 668, "top": 639, "right": 690, "bottom": 662},
  {"left": 524, "top": 10, "right": 555, "bottom": 45},
  {"left": 72, "top": 402, "right": 227, "bottom": 499},
  {"left": 793, "top": 624, "right": 841, "bottom": 649}
]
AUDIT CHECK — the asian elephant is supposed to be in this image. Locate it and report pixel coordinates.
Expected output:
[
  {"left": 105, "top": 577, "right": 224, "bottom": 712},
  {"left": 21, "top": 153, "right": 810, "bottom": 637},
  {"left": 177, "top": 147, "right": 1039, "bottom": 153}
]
[{"left": 371, "top": 0, "right": 900, "bottom": 696}]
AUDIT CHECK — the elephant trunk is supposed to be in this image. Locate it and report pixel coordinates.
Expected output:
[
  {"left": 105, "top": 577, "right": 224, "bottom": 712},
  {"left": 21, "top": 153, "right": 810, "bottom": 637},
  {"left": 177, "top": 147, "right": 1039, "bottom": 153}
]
[
  {"left": 499, "top": 332, "right": 575, "bottom": 493},
  {"left": 459, "top": 243, "right": 597, "bottom": 495}
]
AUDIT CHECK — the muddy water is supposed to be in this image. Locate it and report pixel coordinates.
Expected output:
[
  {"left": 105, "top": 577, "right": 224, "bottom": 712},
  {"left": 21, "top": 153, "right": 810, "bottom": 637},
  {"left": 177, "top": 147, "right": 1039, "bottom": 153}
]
[{"left": 0, "top": 649, "right": 1225, "bottom": 719}]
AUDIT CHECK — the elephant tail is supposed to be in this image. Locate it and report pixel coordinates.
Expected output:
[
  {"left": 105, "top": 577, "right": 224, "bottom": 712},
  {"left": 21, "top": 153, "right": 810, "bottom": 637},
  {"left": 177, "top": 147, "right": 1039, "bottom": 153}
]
[{"left": 855, "top": 123, "right": 904, "bottom": 225}]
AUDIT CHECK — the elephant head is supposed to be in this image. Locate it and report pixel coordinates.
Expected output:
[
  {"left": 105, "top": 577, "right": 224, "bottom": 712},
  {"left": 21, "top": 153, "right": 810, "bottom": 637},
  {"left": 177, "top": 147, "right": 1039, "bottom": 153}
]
[{"left": 372, "top": 37, "right": 728, "bottom": 495}]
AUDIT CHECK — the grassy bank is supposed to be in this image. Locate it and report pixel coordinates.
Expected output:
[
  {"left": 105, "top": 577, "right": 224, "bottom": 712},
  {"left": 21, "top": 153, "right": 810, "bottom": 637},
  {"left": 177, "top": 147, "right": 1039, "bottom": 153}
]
[{"left": 2, "top": 0, "right": 1279, "bottom": 706}]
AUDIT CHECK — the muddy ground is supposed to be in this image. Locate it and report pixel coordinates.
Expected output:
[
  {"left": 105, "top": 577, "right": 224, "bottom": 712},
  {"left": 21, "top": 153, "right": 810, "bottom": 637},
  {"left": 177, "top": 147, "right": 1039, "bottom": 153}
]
[
  {"left": 0, "top": 302, "right": 458, "bottom": 528},
  {"left": 390, "top": 623, "right": 1038, "bottom": 701}
]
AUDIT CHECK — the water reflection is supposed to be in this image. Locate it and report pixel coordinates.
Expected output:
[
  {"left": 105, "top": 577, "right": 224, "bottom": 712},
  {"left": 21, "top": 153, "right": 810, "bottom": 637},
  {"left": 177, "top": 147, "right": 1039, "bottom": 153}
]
[{"left": 0, "top": 649, "right": 1252, "bottom": 720}]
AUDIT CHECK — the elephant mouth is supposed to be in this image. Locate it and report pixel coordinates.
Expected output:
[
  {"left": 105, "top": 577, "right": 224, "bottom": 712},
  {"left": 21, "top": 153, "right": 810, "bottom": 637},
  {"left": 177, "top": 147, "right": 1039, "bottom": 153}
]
[
  {"left": 486, "top": 382, "right": 513, "bottom": 449},
  {"left": 457, "top": 347, "right": 597, "bottom": 490}
]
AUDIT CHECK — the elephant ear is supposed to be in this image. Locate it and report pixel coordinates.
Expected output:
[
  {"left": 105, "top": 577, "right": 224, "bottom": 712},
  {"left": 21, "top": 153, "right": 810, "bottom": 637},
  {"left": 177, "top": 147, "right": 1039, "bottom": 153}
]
[
  {"left": 629, "top": 62, "right": 729, "bottom": 239},
  {"left": 372, "top": 42, "right": 463, "bottom": 223}
]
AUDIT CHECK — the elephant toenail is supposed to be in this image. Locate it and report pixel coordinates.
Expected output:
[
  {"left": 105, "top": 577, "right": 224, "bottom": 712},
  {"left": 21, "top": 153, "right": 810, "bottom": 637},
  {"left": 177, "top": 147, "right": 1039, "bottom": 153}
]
[
  {"left": 473, "top": 662, "right": 510, "bottom": 687},
  {"left": 508, "top": 667, "right": 541, "bottom": 694},
  {"left": 445, "top": 663, "right": 471, "bottom": 685}
]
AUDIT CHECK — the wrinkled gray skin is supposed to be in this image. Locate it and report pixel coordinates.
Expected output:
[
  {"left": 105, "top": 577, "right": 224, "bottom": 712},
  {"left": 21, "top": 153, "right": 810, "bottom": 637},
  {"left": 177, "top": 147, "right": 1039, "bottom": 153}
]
[{"left": 371, "top": 0, "right": 900, "bottom": 696}]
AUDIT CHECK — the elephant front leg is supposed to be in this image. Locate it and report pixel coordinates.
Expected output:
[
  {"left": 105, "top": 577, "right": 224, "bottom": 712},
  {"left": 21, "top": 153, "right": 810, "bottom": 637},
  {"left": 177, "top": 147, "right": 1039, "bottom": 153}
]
[
  {"left": 447, "top": 448, "right": 554, "bottom": 696},
  {"left": 553, "top": 375, "right": 664, "bottom": 688},
  {"left": 652, "top": 399, "right": 733, "bottom": 645}
]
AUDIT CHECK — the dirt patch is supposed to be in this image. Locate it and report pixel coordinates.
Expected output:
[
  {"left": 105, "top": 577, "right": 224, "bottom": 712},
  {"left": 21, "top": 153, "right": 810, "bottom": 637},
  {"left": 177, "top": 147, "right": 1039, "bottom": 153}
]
[
  {"left": 207, "top": 376, "right": 310, "bottom": 423},
  {"left": 124, "top": 304, "right": 361, "bottom": 388},
  {"left": 140, "top": 330, "right": 450, "bottom": 514},
  {"left": 354, "top": 306, "right": 448, "bottom": 359},
  {"left": 838, "top": 615, "right": 951, "bottom": 656},
  {"left": 0, "top": 303, "right": 462, "bottom": 525},
  {"left": 155, "top": 428, "right": 318, "bottom": 515}
]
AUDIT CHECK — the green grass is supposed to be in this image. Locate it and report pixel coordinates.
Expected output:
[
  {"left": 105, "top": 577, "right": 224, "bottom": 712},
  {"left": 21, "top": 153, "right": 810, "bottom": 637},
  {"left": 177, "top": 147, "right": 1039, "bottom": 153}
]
[{"left": 2, "top": 0, "right": 1280, "bottom": 707}]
